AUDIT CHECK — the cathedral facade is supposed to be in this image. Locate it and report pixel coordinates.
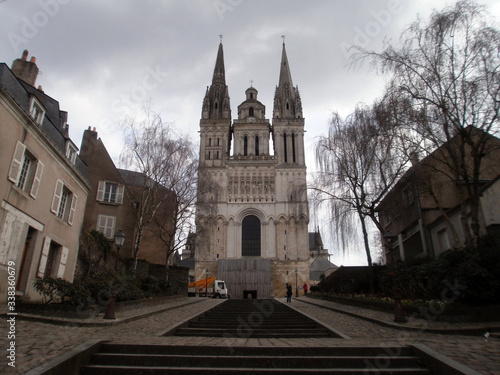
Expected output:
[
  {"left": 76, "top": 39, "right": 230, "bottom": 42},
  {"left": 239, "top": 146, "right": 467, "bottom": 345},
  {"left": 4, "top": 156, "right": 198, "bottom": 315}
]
[{"left": 194, "top": 42, "right": 309, "bottom": 298}]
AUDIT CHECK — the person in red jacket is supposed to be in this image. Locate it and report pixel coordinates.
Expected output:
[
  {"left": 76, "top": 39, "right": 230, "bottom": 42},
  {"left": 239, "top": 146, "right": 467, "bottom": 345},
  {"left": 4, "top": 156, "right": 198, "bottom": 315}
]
[{"left": 303, "top": 283, "right": 308, "bottom": 295}]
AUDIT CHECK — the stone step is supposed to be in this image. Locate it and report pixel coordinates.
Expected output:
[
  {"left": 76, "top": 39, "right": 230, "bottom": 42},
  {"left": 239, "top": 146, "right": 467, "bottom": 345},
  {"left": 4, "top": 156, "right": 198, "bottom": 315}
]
[
  {"left": 82, "top": 365, "right": 430, "bottom": 375},
  {"left": 174, "top": 328, "right": 334, "bottom": 338},
  {"left": 89, "top": 353, "right": 423, "bottom": 369},
  {"left": 171, "top": 299, "right": 336, "bottom": 338},
  {"left": 98, "top": 344, "right": 416, "bottom": 357},
  {"left": 80, "top": 344, "right": 430, "bottom": 374}
]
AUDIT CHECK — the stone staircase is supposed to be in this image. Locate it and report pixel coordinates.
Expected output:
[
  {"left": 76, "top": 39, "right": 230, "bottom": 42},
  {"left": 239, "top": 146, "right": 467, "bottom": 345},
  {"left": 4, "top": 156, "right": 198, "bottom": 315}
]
[
  {"left": 171, "top": 298, "right": 339, "bottom": 338},
  {"left": 80, "top": 344, "right": 430, "bottom": 374}
]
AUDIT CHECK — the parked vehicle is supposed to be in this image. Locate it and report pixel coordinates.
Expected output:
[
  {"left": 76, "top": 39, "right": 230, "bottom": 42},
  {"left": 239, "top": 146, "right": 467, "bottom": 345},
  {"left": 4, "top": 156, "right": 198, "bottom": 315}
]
[{"left": 188, "top": 276, "right": 228, "bottom": 298}]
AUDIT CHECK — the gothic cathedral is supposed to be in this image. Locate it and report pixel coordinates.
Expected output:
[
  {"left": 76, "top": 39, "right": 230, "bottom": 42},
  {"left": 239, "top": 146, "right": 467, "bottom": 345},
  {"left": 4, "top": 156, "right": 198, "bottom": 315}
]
[{"left": 194, "top": 42, "right": 309, "bottom": 298}]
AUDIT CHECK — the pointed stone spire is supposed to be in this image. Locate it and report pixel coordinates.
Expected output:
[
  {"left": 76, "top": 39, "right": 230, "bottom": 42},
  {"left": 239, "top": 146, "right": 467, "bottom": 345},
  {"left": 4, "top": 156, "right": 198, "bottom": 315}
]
[
  {"left": 212, "top": 42, "right": 226, "bottom": 85},
  {"left": 273, "top": 42, "right": 302, "bottom": 119},
  {"left": 202, "top": 42, "right": 231, "bottom": 120},
  {"left": 277, "top": 42, "right": 294, "bottom": 100}
]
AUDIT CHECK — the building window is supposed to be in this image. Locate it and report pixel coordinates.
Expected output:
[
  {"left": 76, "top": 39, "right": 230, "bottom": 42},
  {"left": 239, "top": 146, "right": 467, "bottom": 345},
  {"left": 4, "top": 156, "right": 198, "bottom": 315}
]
[
  {"left": 242, "top": 215, "right": 261, "bottom": 257},
  {"left": 283, "top": 133, "right": 288, "bottom": 162},
  {"left": 249, "top": 107, "right": 254, "bottom": 117},
  {"left": 51, "top": 180, "right": 78, "bottom": 225},
  {"left": 97, "top": 181, "right": 124, "bottom": 204},
  {"left": 29, "top": 96, "right": 46, "bottom": 125},
  {"left": 437, "top": 228, "right": 450, "bottom": 253},
  {"left": 66, "top": 143, "right": 78, "bottom": 165},
  {"left": 37, "top": 237, "right": 68, "bottom": 279},
  {"left": 97, "top": 214, "right": 116, "bottom": 239},
  {"left": 18, "top": 155, "right": 32, "bottom": 190},
  {"left": 244, "top": 136, "right": 248, "bottom": 156},
  {"left": 403, "top": 185, "right": 414, "bottom": 206},
  {"left": 8, "top": 141, "right": 44, "bottom": 198},
  {"left": 255, "top": 136, "right": 259, "bottom": 156},
  {"left": 292, "top": 133, "right": 296, "bottom": 163}
]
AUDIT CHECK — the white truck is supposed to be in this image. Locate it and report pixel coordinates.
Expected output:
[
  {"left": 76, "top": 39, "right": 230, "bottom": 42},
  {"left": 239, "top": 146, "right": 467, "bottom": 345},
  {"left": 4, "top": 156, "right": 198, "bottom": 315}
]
[{"left": 188, "top": 277, "right": 229, "bottom": 298}]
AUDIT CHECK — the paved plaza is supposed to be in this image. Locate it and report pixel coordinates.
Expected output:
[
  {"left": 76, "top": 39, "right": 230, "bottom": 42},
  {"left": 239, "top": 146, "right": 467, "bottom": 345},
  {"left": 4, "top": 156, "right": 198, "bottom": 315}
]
[{"left": 1, "top": 296, "right": 499, "bottom": 374}]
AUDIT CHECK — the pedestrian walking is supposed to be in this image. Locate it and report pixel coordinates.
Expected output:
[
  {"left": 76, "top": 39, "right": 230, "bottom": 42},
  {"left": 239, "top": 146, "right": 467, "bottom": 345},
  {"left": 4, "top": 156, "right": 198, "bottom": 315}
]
[
  {"left": 286, "top": 283, "right": 292, "bottom": 303},
  {"left": 303, "top": 283, "right": 308, "bottom": 295}
]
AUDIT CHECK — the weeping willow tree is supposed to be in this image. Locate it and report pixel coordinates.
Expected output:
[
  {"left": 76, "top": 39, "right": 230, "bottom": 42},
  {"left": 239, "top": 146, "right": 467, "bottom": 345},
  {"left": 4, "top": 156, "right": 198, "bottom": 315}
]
[{"left": 312, "top": 100, "right": 413, "bottom": 279}]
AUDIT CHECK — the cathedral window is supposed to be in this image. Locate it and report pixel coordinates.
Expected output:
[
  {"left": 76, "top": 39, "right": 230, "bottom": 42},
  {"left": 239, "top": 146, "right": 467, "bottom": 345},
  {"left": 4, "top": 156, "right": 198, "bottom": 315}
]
[
  {"left": 242, "top": 215, "right": 261, "bottom": 257},
  {"left": 292, "top": 133, "right": 296, "bottom": 163},
  {"left": 283, "top": 133, "right": 288, "bottom": 162},
  {"left": 255, "top": 136, "right": 259, "bottom": 156},
  {"left": 249, "top": 107, "right": 254, "bottom": 117},
  {"left": 244, "top": 136, "right": 248, "bottom": 156},
  {"left": 208, "top": 138, "right": 212, "bottom": 146}
]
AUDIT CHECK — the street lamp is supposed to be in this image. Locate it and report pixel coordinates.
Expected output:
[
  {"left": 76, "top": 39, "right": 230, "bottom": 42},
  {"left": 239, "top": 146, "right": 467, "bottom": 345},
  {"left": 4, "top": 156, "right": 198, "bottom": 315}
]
[
  {"left": 294, "top": 268, "right": 299, "bottom": 297},
  {"left": 384, "top": 232, "right": 407, "bottom": 323},
  {"left": 103, "top": 230, "right": 126, "bottom": 320},
  {"left": 113, "top": 229, "right": 126, "bottom": 271}
]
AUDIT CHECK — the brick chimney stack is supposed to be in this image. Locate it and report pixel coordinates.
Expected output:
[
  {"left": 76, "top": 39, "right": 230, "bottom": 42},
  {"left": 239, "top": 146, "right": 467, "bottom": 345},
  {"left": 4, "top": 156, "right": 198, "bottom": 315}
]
[{"left": 11, "top": 50, "right": 39, "bottom": 87}]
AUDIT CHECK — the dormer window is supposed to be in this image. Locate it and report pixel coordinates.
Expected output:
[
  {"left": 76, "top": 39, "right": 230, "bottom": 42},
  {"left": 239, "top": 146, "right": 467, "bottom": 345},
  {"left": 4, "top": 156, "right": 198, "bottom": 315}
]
[
  {"left": 29, "top": 96, "right": 45, "bottom": 125},
  {"left": 66, "top": 142, "right": 78, "bottom": 165}
]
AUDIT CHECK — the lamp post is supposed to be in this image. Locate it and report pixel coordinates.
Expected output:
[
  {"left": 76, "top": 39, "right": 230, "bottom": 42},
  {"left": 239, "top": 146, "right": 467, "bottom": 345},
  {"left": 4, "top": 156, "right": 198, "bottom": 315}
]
[
  {"left": 384, "top": 232, "right": 407, "bottom": 323},
  {"left": 103, "top": 230, "right": 126, "bottom": 320},
  {"left": 294, "top": 268, "right": 299, "bottom": 297},
  {"left": 113, "top": 229, "right": 126, "bottom": 271}
]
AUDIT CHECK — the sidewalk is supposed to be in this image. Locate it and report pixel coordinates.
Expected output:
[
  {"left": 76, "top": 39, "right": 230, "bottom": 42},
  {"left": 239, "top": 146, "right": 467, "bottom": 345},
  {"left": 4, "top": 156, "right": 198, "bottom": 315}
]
[
  {"left": 296, "top": 295, "right": 500, "bottom": 336},
  {"left": 0, "top": 296, "right": 210, "bottom": 327}
]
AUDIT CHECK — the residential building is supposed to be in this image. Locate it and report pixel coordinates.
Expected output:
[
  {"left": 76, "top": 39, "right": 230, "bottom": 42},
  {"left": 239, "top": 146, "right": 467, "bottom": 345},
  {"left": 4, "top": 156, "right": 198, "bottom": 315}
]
[
  {"left": 0, "top": 51, "right": 90, "bottom": 302},
  {"left": 79, "top": 128, "right": 176, "bottom": 269},
  {"left": 195, "top": 42, "right": 310, "bottom": 298},
  {"left": 377, "top": 128, "right": 500, "bottom": 263}
]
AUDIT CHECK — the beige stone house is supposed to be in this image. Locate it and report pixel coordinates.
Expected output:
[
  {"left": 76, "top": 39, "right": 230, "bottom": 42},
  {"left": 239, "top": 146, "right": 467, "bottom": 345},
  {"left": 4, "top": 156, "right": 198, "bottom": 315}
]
[
  {"left": 0, "top": 52, "right": 90, "bottom": 302},
  {"left": 377, "top": 129, "right": 500, "bottom": 263}
]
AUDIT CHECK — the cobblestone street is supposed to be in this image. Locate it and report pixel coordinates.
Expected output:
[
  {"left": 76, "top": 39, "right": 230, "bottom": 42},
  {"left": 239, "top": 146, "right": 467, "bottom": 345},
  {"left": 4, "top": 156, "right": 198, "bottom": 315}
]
[{"left": 1, "top": 296, "right": 499, "bottom": 374}]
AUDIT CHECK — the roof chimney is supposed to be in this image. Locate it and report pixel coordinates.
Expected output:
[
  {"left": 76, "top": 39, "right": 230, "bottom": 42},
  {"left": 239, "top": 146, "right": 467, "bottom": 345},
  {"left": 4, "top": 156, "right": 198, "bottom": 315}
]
[{"left": 11, "top": 50, "right": 39, "bottom": 87}]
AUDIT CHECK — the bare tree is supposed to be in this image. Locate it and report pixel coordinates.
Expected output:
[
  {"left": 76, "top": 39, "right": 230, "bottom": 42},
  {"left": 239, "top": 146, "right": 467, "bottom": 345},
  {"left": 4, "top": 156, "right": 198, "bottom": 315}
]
[
  {"left": 121, "top": 110, "right": 198, "bottom": 277},
  {"left": 354, "top": 0, "right": 500, "bottom": 247},
  {"left": 152, "top": 135, "right": 198, "bottom": 285}
]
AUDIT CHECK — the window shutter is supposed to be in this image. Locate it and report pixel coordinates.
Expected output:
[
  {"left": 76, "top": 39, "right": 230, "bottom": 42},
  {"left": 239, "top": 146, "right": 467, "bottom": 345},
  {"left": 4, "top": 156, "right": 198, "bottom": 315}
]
[
  {"left": 107, "top": 216, "right": 116, "bottom": 238},
  {"left": 68, "top": 195, "right": 78, "bottom": 225},
  {"left": 97, "top": 181, "right": 105, "bottom": 201},
  {"left": 56, "top": 247, "right": 69, "bottom": 279},
  {"left": 51, "top": 180, "right": 64, "bottom": 214},
  {"left": 116, "top": 184, "right": 125, "bottom": 204},
  {"left": 8, "top": 142, "right": 26, "bottom": 184},
  {"left": 30, "top": 161, "right": 44, "bottom": 199},
  {"left": 37, "top": 237, "right": 51, "bottom": 278}
]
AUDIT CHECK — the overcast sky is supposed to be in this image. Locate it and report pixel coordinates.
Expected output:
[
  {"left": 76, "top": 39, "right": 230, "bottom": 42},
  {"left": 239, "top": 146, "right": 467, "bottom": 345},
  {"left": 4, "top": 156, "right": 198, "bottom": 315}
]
[{"left": 2, "top": 0, "right": 499, "bottom": 266}]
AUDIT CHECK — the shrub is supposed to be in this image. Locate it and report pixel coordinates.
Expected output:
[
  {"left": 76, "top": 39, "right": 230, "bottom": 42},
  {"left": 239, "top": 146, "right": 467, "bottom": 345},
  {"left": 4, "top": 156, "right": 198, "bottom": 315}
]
[
  {"left": 310, "top": 285, "right": 320, "bottom": 293},
  {"left": 33, "top": 278, "right": 91, "bottom": 306}
]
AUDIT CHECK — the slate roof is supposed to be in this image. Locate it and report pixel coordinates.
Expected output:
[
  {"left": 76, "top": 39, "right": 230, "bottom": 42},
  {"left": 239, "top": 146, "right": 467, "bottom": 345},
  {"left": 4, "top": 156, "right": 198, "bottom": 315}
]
[{"left": 0, "top": 63, "right": 88, "bottom": 180}]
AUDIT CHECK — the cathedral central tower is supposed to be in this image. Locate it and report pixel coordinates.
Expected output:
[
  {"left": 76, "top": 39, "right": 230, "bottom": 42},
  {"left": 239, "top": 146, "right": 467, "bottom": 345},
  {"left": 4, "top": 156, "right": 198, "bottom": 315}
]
[{"left": 195, "top": 42, "right": 309, "bottom": 298}]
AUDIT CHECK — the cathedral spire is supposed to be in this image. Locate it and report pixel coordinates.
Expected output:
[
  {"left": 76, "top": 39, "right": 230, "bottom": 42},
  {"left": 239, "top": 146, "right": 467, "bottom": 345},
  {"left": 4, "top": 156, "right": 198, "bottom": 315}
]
[
  {"left": 212, "top": 42, "right": 226, "bottom": 85},
  {"left": 273, "top": 42, "right": 302, "bottom": 119},
  {"left": 201, "top": 42, "right": 231, "bottom": 120},
  {"left": 277, "top": 42, "right": 294, "bottom": 98}
]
